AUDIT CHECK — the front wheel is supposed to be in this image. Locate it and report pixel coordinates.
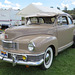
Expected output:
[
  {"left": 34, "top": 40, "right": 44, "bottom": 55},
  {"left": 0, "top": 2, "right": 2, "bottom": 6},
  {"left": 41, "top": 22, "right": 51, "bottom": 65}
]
[{"left": 41, "top": 47, "right": 53, "bottom": 70}]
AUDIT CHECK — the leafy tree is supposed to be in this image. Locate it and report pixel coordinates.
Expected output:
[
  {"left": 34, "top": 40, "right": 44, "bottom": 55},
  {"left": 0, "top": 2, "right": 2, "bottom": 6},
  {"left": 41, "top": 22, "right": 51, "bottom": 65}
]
[{"left": 64, "top": 6, "right": 67, "bottom": 11}]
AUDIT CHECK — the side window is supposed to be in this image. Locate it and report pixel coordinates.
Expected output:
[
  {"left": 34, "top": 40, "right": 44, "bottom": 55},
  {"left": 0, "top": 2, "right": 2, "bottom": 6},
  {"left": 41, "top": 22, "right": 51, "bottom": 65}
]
[
  {"left": 68, "top": 17, "right": 73, "bottom": 24},
  {"left": 57, "top": 16, "right": 68, "bottom": 25},
  {"left": 62, "top": 16, "right": 68, "bottom": 25}
]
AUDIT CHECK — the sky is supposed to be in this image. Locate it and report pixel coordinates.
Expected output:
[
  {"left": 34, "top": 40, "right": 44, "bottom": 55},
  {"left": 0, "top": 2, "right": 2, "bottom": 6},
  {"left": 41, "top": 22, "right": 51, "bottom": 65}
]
[{"left": 0, "top": 0, "right": 75, "bottom": 10}]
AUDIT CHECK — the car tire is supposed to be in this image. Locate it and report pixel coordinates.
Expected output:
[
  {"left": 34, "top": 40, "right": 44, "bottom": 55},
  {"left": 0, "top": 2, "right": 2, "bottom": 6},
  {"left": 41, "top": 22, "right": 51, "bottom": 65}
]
[{"left": 41, "top": 47, "right": 53, "bottom": 70}]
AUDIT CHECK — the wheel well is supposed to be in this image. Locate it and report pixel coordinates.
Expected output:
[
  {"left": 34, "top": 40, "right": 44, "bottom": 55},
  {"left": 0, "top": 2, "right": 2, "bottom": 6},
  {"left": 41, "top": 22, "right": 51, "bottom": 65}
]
[{"left": 49, "top": 45, "right": 55, "bottom": 56}]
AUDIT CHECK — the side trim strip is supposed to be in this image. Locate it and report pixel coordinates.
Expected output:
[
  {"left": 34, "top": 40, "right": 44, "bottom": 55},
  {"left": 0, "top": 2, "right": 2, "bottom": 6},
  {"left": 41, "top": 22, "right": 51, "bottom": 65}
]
[{"left": 58, "top": 41, "right": 73, "bottom": 53}]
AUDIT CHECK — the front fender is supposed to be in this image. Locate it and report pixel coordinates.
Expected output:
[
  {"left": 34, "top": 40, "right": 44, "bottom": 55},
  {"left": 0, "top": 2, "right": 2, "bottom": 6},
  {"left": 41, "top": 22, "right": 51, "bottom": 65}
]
[{"left": 30, "top": 35, "right": 58, "bottom": 56}]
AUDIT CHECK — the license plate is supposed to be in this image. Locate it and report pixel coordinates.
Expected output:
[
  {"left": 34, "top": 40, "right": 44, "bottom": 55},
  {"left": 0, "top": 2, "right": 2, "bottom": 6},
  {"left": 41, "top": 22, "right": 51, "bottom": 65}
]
[{"left": 1, "top": 50, "right": 8, "bottom": 57}]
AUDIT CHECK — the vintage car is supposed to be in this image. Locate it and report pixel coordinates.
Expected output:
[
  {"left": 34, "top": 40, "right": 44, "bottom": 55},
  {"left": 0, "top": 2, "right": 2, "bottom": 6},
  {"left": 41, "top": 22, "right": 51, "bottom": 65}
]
[{"left": 0, "top": 13, "right": 75, "bottom": 70}]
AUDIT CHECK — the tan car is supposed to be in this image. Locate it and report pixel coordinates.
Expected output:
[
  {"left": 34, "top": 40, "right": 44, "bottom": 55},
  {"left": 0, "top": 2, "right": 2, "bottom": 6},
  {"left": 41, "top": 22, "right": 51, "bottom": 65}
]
[{"left": 0, "top": 13, "right": 75, "bottom": 70}]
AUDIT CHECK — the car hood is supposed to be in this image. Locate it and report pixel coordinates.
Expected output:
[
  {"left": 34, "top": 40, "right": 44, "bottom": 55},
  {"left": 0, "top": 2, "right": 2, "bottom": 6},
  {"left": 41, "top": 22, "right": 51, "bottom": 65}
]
[{"left": 5, "top": 25, "right": 55, "bottom": 40}]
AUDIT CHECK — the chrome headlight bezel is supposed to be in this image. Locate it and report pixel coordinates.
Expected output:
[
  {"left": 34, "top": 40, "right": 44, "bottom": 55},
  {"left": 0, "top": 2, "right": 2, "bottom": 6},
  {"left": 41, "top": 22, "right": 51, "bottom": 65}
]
[{"left": 28, "top": 42, "right": 35, "bottom": 51}]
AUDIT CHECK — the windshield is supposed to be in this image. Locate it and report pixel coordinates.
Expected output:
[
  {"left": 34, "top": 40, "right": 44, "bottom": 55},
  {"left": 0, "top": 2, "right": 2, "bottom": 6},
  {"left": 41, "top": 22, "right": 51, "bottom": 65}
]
[{"left": 26, "top": 17, "right": 56, "bottom": 25}]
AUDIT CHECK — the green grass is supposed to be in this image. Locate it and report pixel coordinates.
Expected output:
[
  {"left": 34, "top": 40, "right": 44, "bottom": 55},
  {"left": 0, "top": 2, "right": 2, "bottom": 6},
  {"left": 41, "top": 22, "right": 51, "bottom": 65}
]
[{"left": 0, "top": 48, "right": 75, "bottom": 75}]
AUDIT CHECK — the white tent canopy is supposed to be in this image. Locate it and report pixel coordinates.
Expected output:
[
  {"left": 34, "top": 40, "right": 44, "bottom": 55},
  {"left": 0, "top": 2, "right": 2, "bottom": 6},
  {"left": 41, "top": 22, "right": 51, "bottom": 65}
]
[{"left": 17, "top": 4, "right": 64, "bottom": 17}]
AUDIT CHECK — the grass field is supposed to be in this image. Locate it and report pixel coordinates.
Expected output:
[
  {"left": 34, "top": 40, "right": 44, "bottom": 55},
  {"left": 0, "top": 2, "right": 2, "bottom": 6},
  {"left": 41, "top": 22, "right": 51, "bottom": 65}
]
[{"left": 0, "top": 48, "right": 75, "bottom": 75}]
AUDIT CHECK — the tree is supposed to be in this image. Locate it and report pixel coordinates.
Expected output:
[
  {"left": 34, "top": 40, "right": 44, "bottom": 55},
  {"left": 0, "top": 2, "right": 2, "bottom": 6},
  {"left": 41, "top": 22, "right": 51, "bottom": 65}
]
[
  {"left": 73, "top": 8, "right": 75, "bottom": 12},
  {"left": 64, "top": 6, "right": 67, "bottom": 11},
  {"left": 22, "top": 17, "right": 25, "bottom": 21}
]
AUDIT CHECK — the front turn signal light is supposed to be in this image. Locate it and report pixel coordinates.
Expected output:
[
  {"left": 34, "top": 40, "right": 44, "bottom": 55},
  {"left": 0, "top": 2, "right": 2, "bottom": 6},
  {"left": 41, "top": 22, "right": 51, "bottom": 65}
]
[{"left": 22, "top": 56, "right": 27, "bottom": 60}]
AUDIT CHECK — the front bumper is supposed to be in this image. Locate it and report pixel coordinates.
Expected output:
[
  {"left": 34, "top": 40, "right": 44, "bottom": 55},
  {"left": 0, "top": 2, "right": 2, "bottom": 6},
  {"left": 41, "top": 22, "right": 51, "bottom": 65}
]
[{"left": 0, "top": 51, "right": 44, "bottom": 66}]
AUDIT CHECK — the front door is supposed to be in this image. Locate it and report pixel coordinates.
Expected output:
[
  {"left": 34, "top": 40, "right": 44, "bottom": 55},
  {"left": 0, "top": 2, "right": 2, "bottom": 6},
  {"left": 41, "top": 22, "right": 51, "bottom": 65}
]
[{"left": 56, "top": 15, "right": 75, "bottom": 49}]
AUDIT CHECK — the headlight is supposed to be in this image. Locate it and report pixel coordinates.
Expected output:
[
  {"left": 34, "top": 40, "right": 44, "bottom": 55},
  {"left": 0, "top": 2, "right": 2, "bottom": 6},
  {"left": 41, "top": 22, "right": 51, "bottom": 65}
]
[{"left": 28, "top": 42, "right": 35, "bottom": 51}]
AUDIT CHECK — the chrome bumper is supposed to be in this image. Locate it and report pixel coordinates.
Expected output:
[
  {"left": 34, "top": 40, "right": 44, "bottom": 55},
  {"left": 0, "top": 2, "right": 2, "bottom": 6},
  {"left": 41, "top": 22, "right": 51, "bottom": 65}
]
[{"left": 0, "top": 52, "right": 44, "bottom": 66}]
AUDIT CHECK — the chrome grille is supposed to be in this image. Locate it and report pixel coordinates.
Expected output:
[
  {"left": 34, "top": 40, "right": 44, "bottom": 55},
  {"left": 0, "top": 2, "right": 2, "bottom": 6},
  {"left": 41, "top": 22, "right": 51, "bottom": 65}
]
[
  {"left": 2, "top": 40, "right": 19, "bottom": 50},
  {"left": 27, "top": 55, "right": 44, "bottom": 62},
  {"left": 8, "top": 53, "right": 25, "bottom": 61}
]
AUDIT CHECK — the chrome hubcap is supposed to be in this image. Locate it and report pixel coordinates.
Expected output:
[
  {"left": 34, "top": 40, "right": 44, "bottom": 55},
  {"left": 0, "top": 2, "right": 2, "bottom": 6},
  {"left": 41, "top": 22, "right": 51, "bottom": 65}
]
[{"left": 45, "top": 50, "right": 51, "bottom": 65}]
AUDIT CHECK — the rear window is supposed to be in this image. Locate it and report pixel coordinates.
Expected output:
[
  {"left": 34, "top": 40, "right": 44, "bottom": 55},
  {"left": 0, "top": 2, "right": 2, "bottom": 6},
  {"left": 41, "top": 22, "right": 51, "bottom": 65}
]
[{"left": 68, "top": 17, "right": 73, "bottom": 24}]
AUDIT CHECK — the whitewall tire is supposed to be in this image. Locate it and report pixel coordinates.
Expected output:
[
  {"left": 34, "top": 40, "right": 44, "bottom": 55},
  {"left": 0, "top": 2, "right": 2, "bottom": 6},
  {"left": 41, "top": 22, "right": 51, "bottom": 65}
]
[{"left": 41, "top": 47, "right": 53, "bottom": 70}]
